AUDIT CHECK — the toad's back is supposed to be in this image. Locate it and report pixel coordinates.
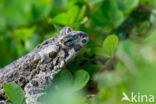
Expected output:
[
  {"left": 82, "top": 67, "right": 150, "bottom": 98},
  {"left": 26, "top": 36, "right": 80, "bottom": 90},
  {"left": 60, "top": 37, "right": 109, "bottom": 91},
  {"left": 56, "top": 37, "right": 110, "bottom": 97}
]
[{"left": 0, "top": 27, "right": 89, "bottom": 104}]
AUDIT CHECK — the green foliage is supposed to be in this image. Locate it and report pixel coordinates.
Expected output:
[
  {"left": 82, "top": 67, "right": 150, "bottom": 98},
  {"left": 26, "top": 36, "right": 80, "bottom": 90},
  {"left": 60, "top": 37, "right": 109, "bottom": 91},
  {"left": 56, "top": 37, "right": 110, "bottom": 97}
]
[
  {"left": 92, "top": 0, "right": 124, "bottom": 30},
  {"left": 118, "top": 0, "right": 139, "bottom": 15},
  {"left": 0, "top": 0, "right": 156, "bottom": 104},
  {"left": 38, "top": 70, "right": 89, "bottom": 104},
  {"left": 14, "top": 27, "right": 36, "bottom": 41},
  {"left": 53, "top": 70, "right": 74, "bottom": 88},
  {"left": 0, "top": 0, "right": 52, "bottom": 29},
  {"left": 102, "top": 35, "right": 118, "bottom": 56},
  {"left": 95, "top": 35, "right": 118, "bottom": 58},
  {"left": 116, "top": 36, "right": 156, "bottom": 95},
  {"left": 52, "top": 69, "right": 90, "bottom": 91},
  {"left": 53, "top": 5, "right": 80, "bottom": 25},
  {"left": 73, "top": 70, "right": 90, "bottom": 91},
  {"left": 40, "top": 87, "right": 85, "bottom": 104},
  {"left": 3, "top": 83, "right": 24, "bottom": 104}
]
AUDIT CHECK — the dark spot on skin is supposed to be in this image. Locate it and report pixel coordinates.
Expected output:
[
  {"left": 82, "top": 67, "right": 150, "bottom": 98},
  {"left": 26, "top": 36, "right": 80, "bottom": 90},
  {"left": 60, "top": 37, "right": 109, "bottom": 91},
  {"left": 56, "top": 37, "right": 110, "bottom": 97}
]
[
  {"left": 19, "top": 77, "right": 29, "bottom": 84},
  {"left": 15, "top": 80, "right": 18, "bottom": 84},
  {"left": 34, "top": 54, "right": 41, "bottom": 63},
  {"left": 24, "top": 65, "right": 29, "bottom": 70},
  {"left": 82, "top": 39, "right": 87, "bottom": 44},
  {"left": 43, "top": 58, "right": 52, "bottom": 64},
  {"left": 0, "top": 95, "right": 6, "bottom": 101},
  {"left": 64, "top": 60, "right": 67, "bottom": 65},
  {"left": 67, "top": 28, "right": 72, "bottom": 33},
  {"left": 42, "top": 41, "right": 48, "bottom": 45},
  {"left": 28, "top": 90, "right": 33, "bottom": 95},
  {"left": 49, "top": 52, "right": 57, "bottom": 58},
  {"left": 53, "top": 57, "right": 59, "bottom": 66},
  {"left": 10, "top": 71, "right": 18, "bottom": 77},
  {"left": 62, "top": 48, "right": 69, "bottom": 58},
  {"left": 7, "top": 71, "right": 19, "bottom": 81},
  {"left": 31, "top": 80, "right": 39, "bottom": 87},
  {"left": 32, "top": 63, "right": 37, "bottom": 69},
  {"left": 36, "top": 69, "right": 40, "bottom": 74},
  {"left": 27, "top": 85, "right": 31, "bottom": 88},
  {"left": 45, "top": 76, "right": 51, "bottom": 84},
  {"left": 74, "top": 44, "right": 82, "bottom": 52},
  {"left": 48, "top": 63, "right": 53, "bottom": 70}
]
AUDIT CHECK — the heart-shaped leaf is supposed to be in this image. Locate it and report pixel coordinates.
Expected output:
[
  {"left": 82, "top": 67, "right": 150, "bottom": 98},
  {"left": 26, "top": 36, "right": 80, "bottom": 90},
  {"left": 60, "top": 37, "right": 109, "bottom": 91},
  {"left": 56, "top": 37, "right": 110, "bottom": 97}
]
[
  {"left": 72, "top": 70, "right": 90, "bottom": 91},
  {"left": 53, "top": 70, "right": 74, "bottom": 88},
  {"left": 103, "top": 35, "right": 119, "bottom": 57},
  {"left": 53, "top": 5, "right": 79, "bottom": 25}
]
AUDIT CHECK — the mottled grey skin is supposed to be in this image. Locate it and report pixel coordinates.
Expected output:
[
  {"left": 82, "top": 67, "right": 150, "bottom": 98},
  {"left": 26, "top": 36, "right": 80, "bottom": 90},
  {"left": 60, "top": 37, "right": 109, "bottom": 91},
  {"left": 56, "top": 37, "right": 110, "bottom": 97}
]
[{"left": 0, "top": 27, "right": 89, "bottom": 104}]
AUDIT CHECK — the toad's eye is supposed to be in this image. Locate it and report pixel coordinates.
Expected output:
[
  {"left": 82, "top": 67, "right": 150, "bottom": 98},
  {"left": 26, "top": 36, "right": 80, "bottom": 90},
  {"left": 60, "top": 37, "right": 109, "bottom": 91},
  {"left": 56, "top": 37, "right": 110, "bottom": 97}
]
[{"left": 61, "top": 36, "right": 75, "bottom": 47}]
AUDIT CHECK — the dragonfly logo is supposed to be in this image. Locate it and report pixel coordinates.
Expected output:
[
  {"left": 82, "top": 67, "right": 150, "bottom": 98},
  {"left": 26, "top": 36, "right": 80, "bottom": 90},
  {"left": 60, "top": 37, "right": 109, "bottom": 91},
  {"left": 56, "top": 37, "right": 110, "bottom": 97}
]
[{"left": 121, "top": 92, "right": 154, "bottom": 103}]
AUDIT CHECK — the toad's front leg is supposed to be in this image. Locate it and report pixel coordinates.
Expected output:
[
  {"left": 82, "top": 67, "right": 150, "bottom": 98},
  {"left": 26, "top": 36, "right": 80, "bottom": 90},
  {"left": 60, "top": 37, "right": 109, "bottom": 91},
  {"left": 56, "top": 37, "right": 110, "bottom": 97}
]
[{"left": 24, "top": 70, "right": 60, "bottom": 104}]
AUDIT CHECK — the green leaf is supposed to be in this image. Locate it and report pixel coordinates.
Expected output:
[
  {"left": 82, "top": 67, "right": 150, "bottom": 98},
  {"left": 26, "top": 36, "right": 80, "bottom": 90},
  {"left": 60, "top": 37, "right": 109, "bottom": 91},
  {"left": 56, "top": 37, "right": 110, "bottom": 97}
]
[
  {"left": 77, "top": 5, "right": 87, "bottom": 21},
  {"left": 66, "top": 0, "right": 78, "bottom": 9},
  {"left": 94, "top": 71, "right": 122, "bottom": 88},
  {"left": 53, "top": 70, "right": 74, "bottom": 88},
  {"left": 53, "top": 5, "right": 79, "bottom": 25},
  {"left": 103, "top": 35, "right": 119, "bottom": 56},
  {"left": 144, "top": 30, "right": 156, "bottom": 45},
  {"left": 80, "top": 17, "right": 88, "bottom": 24},
  {"left": 92, "top": 0, "right": 124, "bottom": 29},
  {"left": 117, "top": 0, "right": 139, "bottom": 16},
  {"left": 0, "top": 0, "right": 52, "bottom": 27},
  {"left": 31, "top": 0, "right": 52, "bottom": 21},
  {"left": 67, "top": 6, "right": 79, "bottom": 24},
  {"left": 53, "top": 13, "right": 69, "bottom": 25},
  {"left": 83, "top": 62, "right": 97, "bottom": 76},
  {"left": 3, "top": 82, "right": 24, "bottom": 104},
  {"left": 102, "top": 0, "right": 124, "bottom": 28},
  {"left": 94, "top": 47, "right": 110, "bottom": 58},
  {"left": 14, "top": 26, "right": 36, "bottom": 41},
  {"left": 73, "top": 70, "right": 90, "bottom": 91}
]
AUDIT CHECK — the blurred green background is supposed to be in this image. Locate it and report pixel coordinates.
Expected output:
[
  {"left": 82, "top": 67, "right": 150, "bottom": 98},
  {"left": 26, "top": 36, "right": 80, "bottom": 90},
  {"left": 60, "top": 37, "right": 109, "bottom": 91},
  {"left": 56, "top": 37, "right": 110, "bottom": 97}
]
[{"left": 0, "top": 0, "right": 156, "bottom": 104}]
